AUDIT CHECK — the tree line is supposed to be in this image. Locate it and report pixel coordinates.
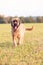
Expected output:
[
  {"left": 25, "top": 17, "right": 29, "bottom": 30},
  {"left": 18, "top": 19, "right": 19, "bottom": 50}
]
[{"left": 0, "top": 15, "right": 43, "bottom": 23}]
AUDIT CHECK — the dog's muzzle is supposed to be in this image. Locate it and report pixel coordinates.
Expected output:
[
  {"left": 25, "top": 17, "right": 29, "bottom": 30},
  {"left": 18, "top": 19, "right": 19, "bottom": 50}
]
[
  {"left": 11, "top": 20, "right": 20, "bottom": 32},
  {"left": 14, "top": 24, "right": 17, "bottom": 27}
]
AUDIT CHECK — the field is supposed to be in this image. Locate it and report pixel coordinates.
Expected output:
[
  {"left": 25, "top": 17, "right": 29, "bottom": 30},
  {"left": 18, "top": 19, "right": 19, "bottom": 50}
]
[{"left": 0, "top": 23, "right": 43, "bottom": 65}]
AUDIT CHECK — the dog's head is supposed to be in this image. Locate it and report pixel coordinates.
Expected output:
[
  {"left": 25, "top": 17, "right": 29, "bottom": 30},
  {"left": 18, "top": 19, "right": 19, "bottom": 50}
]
[{"left": 11, "top": 17, "right": 21, "bottom": 31}]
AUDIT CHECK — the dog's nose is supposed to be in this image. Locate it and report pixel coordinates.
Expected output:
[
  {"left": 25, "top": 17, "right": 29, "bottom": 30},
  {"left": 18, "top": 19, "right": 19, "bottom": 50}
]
[{"left": 14, "top": 22, "right": 17, "bottom": 24}]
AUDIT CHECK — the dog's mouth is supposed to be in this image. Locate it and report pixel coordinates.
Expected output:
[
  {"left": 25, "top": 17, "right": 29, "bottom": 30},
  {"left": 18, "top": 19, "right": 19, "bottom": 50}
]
[
  {"left": 12, "top": 20, "right": 17, "bottom": 27},
  {"left": 14, "top": 24, "right": 17, "bottom": 29}
]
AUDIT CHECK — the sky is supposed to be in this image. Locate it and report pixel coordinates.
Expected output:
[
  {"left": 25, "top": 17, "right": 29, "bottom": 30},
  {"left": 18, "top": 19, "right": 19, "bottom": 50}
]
[{"left": 0, "top": 0, "right": 43, "bottom": 16}]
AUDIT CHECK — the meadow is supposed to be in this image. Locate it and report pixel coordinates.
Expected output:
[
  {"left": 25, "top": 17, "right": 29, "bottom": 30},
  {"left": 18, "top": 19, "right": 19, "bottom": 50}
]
[{"left": 0, "top": 23, "right": 43, "bottom": 65}]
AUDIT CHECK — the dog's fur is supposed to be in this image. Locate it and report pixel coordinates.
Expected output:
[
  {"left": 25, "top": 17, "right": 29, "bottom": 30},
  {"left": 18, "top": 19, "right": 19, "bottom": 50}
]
[{"left": 11, "top": 17, "right": 33, "bottom": 47}]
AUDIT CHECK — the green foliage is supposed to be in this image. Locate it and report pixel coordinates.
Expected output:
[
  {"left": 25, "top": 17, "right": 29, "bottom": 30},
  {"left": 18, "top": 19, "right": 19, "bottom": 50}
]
[{"left": 0, "top": 15, "right": 43, "bottom": 23}]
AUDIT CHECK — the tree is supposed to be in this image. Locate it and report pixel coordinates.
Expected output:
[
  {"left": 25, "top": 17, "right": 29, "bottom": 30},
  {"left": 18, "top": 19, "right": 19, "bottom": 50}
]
[
  {"left": 36, "top": 16, "right": 43, "bottom": 23},
  {"left": 19, "top": 16, "right": 25, "bottom": 23},
  {"left": 0, "top": 15, "right": 5, "bottom": 23}
]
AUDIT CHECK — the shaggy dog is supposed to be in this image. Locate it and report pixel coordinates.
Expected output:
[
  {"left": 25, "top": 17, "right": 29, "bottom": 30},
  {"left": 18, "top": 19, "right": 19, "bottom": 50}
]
[{"left": 11, "top": 17, "right": 33, "bottom": 47}]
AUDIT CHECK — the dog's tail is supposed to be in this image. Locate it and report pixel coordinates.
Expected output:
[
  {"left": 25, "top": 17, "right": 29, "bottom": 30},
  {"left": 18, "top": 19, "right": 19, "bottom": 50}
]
[{"left": 25, "top": 26, "right": 33, "bottom": 31}]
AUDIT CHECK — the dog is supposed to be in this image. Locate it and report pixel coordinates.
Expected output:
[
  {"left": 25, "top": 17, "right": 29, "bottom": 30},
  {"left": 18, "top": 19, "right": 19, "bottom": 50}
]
[{"left": 11, "top": 17, "right": 33, "bottom": 47}]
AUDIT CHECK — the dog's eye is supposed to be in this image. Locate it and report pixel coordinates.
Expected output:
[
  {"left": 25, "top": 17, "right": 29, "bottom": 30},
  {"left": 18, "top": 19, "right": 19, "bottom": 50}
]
[
  {"left": 13, "top": 20, "right": 17, "bottom": 22},
  {"left": 13, "top": 20, "right": 15, "bottom": 22}
]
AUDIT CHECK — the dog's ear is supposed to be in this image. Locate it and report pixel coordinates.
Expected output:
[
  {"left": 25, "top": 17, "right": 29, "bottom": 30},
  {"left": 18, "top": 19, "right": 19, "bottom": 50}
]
[
  {"left": 10, "top": 17, "right": 15, "bottom": 27},
  {"left": 11, "top": 21, "right": 13, "bottom": 26},
  {"left": 10, "top": 17, "right": 14, "bottom": 26}
]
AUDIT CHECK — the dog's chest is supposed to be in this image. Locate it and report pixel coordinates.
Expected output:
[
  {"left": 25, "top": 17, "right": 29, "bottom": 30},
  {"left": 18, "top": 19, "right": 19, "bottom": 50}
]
[
  {"left": 17, "top": 24, "right": 25, "bottom": 36},
  {"left": 12, "top": 24, "right": 25, "bottom": 37}
]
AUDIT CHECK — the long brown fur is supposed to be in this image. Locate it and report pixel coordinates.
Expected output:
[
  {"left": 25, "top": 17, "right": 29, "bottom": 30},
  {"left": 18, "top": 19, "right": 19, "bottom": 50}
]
[
  {"left": 26, "top": 26, "right": 33, "bottom": 31},
  {"left": 11, "top": 17, "right": 33, "bottom": 47}
]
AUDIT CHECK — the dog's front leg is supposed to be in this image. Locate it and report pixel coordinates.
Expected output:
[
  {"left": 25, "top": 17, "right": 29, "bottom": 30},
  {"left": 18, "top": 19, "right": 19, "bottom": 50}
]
[
  {"left": 13, "top": 38, "right": 17, "bottom": 47},
  {"left": 18, "top": 37, "right": 23, "bottom": 45},
  {"left": 12, "top": 35, "right": 17, "bottom": 47}
]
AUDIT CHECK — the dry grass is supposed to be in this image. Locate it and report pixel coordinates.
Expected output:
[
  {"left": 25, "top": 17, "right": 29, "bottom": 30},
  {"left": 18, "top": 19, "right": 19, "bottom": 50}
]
[{"left": 0, "top": 23, "right": 43, "bottom": 65}]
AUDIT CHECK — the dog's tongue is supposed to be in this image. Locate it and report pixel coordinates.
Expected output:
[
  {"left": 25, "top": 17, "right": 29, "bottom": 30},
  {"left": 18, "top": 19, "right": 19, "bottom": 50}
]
[
  {"left": 15, "top": 26, "right": 17, "bottom": 29},
  {"left": 14, "top": 27, "right": 17, "bottom": 31}
]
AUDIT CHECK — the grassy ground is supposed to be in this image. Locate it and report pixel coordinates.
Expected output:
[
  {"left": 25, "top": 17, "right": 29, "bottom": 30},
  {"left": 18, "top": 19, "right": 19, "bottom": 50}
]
[{"left": 0, "top": 23, "right": 43, "bottom": 65}]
